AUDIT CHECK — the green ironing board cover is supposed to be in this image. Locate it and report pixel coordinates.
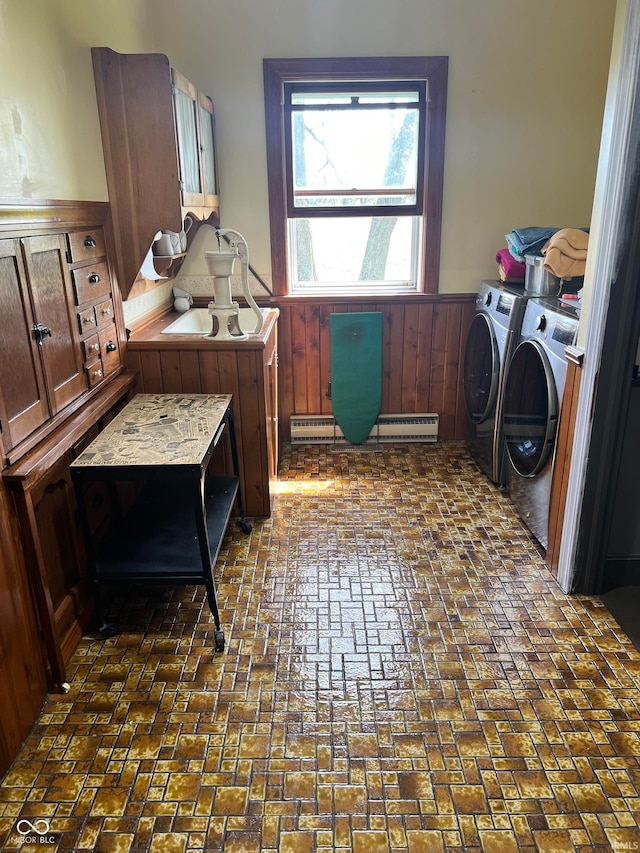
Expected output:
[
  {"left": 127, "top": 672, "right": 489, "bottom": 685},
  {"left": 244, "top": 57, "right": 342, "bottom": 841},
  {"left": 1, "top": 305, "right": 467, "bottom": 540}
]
[{"left": 330, "top": 312, "right": 383, "bottom": 444}]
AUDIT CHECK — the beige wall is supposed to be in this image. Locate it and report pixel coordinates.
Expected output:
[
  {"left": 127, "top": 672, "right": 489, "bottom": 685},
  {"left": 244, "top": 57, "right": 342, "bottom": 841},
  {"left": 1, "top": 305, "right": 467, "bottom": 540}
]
[
  {"left": 0, "top": 0, "right": 616, "bottom": 295},
  {"left": 152, "top": 0, "right": 616, "bottom": 293},
  {"left": 0, "top": 0, "right": 153, "bottom": 201}
]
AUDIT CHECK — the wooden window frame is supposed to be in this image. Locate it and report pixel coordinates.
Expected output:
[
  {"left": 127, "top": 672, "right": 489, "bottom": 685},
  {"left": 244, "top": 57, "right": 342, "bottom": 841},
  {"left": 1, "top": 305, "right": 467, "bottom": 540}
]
[{"left": 263, "top": 56, "right": 448, "bottom": 297}]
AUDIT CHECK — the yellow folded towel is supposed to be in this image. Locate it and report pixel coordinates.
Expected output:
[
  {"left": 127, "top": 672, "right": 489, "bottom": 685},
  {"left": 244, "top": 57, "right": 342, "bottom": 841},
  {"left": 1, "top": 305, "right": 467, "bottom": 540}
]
[{"left": 542, "top": 228, "right": 589, "bottom": 280}]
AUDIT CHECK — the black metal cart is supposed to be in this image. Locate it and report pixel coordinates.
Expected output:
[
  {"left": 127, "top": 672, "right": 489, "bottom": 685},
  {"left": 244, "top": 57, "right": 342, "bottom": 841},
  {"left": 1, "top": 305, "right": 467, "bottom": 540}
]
[{"left": 70, "top": 393, "right": 251, "bottom": 651}]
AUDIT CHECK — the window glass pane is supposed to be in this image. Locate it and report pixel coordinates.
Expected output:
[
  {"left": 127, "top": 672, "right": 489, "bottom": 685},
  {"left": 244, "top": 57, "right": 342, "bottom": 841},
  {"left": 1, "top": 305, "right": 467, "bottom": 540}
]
[
  {"left": 291, "top": 90, "right": 419, "bottom": 106},
  {"left": 289, "top": 216, "right": 419, "bottom": 291},
  {"left": 175, "top": 89, "right": 200, "bottom": 195},
  {"left": 291, "top": 105, "right": 419, "bottom": 206},
  {"left": 199, "top": 105, "right": 217, "bottom": 196},
  {"left": 293, "top": 192, "right": 415, "bottom": 208}
]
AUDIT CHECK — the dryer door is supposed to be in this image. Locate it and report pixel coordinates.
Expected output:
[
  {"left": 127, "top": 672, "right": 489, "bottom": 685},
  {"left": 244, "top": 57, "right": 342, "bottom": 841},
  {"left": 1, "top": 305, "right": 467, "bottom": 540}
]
[
  {"left": 463, "top": 313, "right": 500, "bottom": 423},
  {"left": 502, "top": 339, "right": 558, "bottom": 477}
]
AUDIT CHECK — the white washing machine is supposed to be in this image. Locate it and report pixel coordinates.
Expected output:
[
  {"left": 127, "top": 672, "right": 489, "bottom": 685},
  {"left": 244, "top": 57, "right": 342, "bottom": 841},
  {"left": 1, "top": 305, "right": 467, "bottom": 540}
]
[
  {"left": 501, "top": 297, "right": 580, "bottom": 549},
  {"left": 463, "top": 280, "right": 527, "bottom": 486}
]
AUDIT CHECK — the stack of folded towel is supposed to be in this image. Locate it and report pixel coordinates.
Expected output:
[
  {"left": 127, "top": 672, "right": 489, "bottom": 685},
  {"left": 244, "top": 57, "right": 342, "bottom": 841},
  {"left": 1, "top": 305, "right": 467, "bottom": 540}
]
[
  {"left": 496, "top": 248, "right": 526, "bottom": 283},
  {"left": 501, "top": 226, "right": 590, "bottom": 286},
  {"left": 541, "top": 228, "right": 589, "bottom": 280},
  {"left": 505, "top": 227, "right": 560, "bottom": 262}
]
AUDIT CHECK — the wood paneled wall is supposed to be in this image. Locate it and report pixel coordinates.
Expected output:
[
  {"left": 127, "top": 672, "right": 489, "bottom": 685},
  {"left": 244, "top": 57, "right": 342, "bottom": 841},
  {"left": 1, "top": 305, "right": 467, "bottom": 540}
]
[{"left": 275, "top": 295, "right": 476, "bottom": 441}]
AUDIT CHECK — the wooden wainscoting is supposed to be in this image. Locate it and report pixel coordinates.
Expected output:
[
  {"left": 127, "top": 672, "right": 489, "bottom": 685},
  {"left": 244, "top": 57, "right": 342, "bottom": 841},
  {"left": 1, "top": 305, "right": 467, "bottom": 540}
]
[
  {"left": 546, "top": 347, "right": 584, "bottom": 577},
  {"left": 275, "top": 294, "right": 476, "bottom": 441}
]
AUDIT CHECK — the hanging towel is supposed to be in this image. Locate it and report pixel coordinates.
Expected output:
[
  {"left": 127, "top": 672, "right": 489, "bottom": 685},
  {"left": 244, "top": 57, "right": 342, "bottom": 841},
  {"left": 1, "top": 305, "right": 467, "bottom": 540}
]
[{"left": 330, "top": 312, "right": 383, "bottom": 445}]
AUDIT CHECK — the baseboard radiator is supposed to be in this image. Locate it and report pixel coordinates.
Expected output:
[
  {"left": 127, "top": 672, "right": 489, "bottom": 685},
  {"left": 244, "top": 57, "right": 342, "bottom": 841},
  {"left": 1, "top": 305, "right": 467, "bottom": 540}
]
[{"left": 290, "top": 414, "right": 439, "bottom": 446}]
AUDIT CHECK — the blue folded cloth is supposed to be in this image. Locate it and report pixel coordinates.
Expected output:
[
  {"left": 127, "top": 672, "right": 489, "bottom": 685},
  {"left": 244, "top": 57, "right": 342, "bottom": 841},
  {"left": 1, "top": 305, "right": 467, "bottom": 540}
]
[{"left": 505, "top": 227, "right": 560, "bottom": 262}]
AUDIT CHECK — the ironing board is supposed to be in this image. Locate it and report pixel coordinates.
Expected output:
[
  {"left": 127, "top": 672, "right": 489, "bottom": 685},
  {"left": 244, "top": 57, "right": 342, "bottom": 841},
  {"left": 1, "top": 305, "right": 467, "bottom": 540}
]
[{"left": 330, "top": 312, "right": 383, "bottom": 444}]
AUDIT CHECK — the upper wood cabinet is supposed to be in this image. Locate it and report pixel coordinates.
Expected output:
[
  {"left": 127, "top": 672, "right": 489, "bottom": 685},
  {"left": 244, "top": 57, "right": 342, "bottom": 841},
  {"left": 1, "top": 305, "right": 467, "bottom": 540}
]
[
  {"left": 92, "top": 48, "right": 220, "bottom": 300},
  {"left": 172, "top": 69, "right": 219, "bottom": 210},
  {"left": 0, "top": 201, "right": 125, "bottom": 466},
  {"left": 0, "top": 235, "right": 86, "bottom": 453},
  {"left": 0, "top": 239, "right": 49, "bottom": 449}
]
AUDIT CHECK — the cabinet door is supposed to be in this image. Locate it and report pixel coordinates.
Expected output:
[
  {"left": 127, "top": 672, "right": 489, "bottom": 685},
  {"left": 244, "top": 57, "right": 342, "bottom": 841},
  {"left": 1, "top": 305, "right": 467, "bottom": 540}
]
[
  {"left": 0, "top": 480, "right": 47, "bottom": 777},
  {"left": 198, "top": 92, "right": 218, "bottom": 207},
  {"left": 31, "top": 456, "right": 94, "bottom": 667},
  {"left": 22, "top": 235, "right": 87, "bottom": 415},
  {"left": 0, "top": 239, "right": 49, "bottom": 450},
  {"left": 172, "top": 68, "right": 203, "bottom": 208}
]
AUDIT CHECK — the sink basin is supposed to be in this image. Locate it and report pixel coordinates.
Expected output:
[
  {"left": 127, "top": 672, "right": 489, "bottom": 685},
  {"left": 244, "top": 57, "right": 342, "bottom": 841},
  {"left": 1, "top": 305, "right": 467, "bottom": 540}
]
[{"left": 162, "top": 307, "right": 267, "bottom": 335}]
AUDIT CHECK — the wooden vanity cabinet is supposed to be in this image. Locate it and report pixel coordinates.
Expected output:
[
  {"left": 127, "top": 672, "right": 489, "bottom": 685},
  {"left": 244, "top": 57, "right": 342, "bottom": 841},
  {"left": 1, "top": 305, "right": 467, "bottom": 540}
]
[
  {"left": 92, "top": 48, "right": 220, "bottom": 300},
  {"left": 126, "top": 310, "right": 279, "bottom": 518},
  {"left": 264, "top": 327, "right": 279, "bottom": 484}
]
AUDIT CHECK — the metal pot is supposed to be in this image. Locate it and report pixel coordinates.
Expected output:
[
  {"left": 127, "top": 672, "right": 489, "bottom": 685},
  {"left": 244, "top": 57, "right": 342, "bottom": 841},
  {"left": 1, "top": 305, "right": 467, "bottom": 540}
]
[{"left": 524, "top": 254, "right": 561, "bottom": 296}]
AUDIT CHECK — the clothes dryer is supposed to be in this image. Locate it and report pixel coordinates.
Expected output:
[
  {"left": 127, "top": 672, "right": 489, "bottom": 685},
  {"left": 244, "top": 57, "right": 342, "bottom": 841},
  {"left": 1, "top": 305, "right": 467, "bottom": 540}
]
[
  {"left": 501, "top": 297, "right": 580, "bottom": 549},
  {"left": 463, "top": 280, "right": 527, "bottom": 486}
]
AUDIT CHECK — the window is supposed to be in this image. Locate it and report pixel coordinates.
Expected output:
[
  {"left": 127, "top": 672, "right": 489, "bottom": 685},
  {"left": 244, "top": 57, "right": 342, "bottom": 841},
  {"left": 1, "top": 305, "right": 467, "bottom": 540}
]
[{"left": 264, "top": 57, "right": 448, "bottom": 296}]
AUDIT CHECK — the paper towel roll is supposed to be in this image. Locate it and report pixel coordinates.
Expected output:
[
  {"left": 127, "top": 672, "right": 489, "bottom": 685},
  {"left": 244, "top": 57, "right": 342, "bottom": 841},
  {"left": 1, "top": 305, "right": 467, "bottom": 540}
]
[{"left": 139, "top": 233, "right": 166, "bottom": 280}]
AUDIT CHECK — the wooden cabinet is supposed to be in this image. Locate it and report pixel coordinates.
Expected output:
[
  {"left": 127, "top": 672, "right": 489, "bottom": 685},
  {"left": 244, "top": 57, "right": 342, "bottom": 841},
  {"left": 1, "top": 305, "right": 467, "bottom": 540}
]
[
  {"left": 0, "top": 219, "right": 123, "bottom": 464},
  {"left": 0, "top": 199, "right": 129, "bottom": 771},
  {"left": 172, "top": 68, "right": 218, "bottom": 210},
  {"left": 69, "top": 227, "right": 122, "bottom": 390},
  {"left": 23, "top": 235, "right": 86, "bottom": 414},
  {"left": 0, "top": 234, "right": 87, "bottom": 453},
  {"left": 4, "top": 374, "right": 136, "bottom": 689},
  {"left": 126, "top": 309, "right": 279, "bottom": 517},
  {"left": 0, "top": 238, "right": 50, "bottom": 450},
  {"left": 0, "top": 476, "right": 47, "bottom": 778},
  {"left": 264, "top": 328, "right": 279, "bottom": 483},
  {"left": 92, "top": 48, "right": 220, "bottom": 300}
]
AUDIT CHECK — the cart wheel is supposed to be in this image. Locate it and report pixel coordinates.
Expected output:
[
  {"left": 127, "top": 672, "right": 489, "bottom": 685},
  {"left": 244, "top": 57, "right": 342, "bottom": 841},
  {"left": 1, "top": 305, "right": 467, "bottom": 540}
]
[
  {"left": 99, "top": 622, "right": 119, "bottom": 639},
  {"left": 60, "top": 682, "right": 71, "bottom": 694},
  {"left": 239, "top": 519, "right": 252, "bottom": 534},
  {"left": 214, "top": 629, "right": 225, "bottom": 652}
]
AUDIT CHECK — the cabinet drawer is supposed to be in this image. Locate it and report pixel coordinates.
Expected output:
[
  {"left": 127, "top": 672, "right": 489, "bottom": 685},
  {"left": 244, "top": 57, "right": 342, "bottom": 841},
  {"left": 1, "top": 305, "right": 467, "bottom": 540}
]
[
  {"left": 98, "top": 324, "right": 120, "bottom": 375},
  {"left": 67, "top": 229, "right": 106, "bottom": 263},
  {"left": 73, "top": 260, "right": 111, "bottom": 305},
  {"left": 95, "top": 297, "right": 114, "bottom": 328},
  {"left": 82, "top": 334, "right": 101, "bottom": 362},
  {"left": 77, "top": 306, "right": 98, "bottom": 334},
  {"left": 86, "top": 359, "right": 105, "bottom": 388}
]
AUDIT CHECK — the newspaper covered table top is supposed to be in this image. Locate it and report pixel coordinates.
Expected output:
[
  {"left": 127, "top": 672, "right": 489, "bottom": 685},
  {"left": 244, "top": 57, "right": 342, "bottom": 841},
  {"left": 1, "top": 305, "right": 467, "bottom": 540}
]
[{"left": 71, "top": 394, "right": 232, "bottom": 469}]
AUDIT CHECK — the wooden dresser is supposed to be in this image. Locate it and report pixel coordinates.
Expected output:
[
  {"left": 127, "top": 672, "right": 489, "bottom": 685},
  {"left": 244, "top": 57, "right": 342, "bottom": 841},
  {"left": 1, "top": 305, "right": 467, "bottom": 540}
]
[{"left": 0, "top": 200, "right": 133, "bottom": 775}]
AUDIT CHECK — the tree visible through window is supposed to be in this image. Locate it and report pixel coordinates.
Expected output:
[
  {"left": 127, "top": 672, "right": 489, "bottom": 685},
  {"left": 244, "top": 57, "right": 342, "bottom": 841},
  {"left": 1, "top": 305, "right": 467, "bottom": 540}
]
[{"left": 264, "top": 57, "right": 448, "bottom": 296}]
